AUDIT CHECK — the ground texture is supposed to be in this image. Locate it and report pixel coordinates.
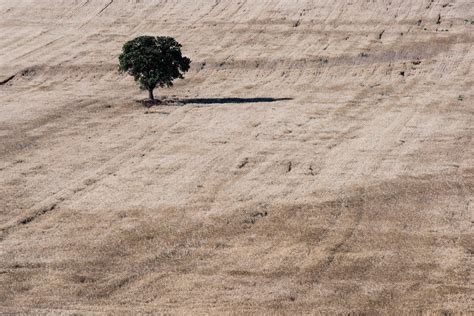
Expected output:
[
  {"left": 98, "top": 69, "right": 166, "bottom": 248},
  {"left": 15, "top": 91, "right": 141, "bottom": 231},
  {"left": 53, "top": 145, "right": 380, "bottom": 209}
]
[{"left": 0, "top": 0, "right": 473, "bottom": 314}]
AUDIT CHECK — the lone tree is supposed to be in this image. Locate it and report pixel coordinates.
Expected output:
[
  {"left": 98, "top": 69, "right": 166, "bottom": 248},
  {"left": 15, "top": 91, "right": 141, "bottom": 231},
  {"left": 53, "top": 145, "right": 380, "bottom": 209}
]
[{"left": 119, "top": 36, "right": 191, "bottom": 101}]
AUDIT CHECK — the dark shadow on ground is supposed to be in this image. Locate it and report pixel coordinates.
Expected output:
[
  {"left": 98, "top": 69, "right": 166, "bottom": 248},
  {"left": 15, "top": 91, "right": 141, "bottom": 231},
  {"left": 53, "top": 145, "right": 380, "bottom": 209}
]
[
  {"left": 136, "top": 97, "right": 293, "bottom": 108},
  {"left": 182, "top": 97, "right": 293, "bottom": 104}
]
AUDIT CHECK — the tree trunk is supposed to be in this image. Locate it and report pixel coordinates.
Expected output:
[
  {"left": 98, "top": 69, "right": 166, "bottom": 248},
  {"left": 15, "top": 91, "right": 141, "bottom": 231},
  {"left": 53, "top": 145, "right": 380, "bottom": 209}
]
[{"left": 148, "top": 88, "right": 155, "bottom": 101}]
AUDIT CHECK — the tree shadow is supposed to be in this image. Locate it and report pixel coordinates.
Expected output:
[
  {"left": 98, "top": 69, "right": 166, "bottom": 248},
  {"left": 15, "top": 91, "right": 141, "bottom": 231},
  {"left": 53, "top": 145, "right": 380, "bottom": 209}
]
[
  {"left": 136, "top": 97, "right": 293, "bottom": 108},
  {"left": 182, "top": 97, "right": 293, "bottom": 105}
]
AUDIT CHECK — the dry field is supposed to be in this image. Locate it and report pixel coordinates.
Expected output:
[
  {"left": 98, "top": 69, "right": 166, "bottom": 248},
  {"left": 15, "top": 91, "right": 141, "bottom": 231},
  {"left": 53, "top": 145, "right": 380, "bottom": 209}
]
[{"left": 0, "top": 0, "right": 473, "bottom": 314}]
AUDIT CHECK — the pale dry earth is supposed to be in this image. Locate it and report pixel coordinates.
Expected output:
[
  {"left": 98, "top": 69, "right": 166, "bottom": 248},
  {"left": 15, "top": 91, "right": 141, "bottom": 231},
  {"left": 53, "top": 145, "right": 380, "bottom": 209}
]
[{"left": 0, "top": 0, "right": 473, "bottom": 314}]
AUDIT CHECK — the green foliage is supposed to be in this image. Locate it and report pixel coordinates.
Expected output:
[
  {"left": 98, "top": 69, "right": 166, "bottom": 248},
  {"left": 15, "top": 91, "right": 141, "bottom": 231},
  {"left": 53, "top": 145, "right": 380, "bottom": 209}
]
[{"left": 119, "top": 36, "right": 191, "bottom": 99}]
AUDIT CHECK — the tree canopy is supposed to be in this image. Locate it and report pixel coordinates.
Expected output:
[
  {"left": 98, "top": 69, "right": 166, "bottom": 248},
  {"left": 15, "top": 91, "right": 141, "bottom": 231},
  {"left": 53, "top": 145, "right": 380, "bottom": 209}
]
[{"left": 119, "top": 36, "right": 191, "bottom": 101}]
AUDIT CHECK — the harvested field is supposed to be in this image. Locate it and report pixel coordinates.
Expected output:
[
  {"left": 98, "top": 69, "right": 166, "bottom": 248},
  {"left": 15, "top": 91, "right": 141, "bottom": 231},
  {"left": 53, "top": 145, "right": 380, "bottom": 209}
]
[{"left": 0, "top": 0, "right": 473, "bottom": 313}]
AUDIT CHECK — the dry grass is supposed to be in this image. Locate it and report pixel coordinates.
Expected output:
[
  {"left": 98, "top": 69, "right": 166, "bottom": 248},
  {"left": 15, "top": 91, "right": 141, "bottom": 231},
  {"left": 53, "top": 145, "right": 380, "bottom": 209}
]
[{"left": 0, "top": 0, "right": 473, "bottom": 313}]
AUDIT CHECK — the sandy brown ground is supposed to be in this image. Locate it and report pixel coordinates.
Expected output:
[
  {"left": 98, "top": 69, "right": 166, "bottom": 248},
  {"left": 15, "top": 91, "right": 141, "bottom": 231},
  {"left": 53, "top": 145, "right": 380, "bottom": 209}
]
[{"left": 0, "top": 0, "right": 473, "bottom": 314}]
